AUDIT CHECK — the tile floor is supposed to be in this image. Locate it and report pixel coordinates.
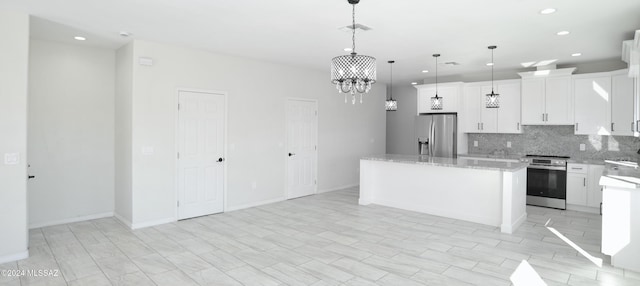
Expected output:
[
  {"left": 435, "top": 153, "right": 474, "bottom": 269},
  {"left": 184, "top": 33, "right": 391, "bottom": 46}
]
[{"left": 1, "top": 187, "right": 639, "bottom": 285}]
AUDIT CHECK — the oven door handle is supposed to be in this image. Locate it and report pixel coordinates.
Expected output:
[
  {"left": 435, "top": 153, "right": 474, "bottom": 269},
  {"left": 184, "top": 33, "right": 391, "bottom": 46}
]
[{"left": 527, "top": 165, "right": 567, "bottom": 171}]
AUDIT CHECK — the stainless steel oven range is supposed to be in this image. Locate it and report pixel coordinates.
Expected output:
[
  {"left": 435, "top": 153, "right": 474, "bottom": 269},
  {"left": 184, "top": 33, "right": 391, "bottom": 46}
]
[{"left": 520, "top": 155, "right": 570, "bottom": 209}]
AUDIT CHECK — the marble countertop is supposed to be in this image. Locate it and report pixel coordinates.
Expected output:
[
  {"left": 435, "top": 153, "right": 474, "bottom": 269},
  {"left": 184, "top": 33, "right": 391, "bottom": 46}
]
[
  {"left": 457, "top": 153, "right": 523, "bottom": 161},
  {"left": 361, "top": 154, "right": 528, "bottom": 172},
  {"left": 568, "top": 159, "right": 605, "bottom": 165},
  {"left": 601, "top": 163, "right": 640, "bottom": 189}
]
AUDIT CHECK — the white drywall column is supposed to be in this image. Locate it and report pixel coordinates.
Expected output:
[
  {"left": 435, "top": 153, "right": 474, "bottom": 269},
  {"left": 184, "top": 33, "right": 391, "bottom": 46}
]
[{"left": 0, "top": 11, "right": 29, "bottom": 263}]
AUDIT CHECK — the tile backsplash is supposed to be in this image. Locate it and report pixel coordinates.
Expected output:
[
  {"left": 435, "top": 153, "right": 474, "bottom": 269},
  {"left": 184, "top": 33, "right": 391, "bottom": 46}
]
[{"left": 467, "top": 125, "right": 640, "bottom": 160}]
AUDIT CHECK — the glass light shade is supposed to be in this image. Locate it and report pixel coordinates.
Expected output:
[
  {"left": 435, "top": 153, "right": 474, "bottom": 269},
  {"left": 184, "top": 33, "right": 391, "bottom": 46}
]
[
  {"left": 431, "top": 96, "right": 443, "bottom": 110},
  {"left": 385, "top": 99, "right": 397, "bottom": 111},
  {"left": 486, "top": 93, "right": 500, "bottom": 108},
  {"left": 331, "top": 54, "right": 376, "bottom": 97}
]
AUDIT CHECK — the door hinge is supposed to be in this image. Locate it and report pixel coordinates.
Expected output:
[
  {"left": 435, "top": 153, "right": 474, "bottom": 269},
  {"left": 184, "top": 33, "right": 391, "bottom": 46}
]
[
  {"left": 178, "top": 103, "right": 180, "bottom": 110},
  {"left": 314, "top": 179, "right": 317, "bottom": 185},
  {"left": 315, "top": 145, "right": 317, "bottom": 151},
  {"left": 177, "top": 152, "right": 180, "bottom": 159},
  {"left": 315, "top": 110, "right": 318, "bottom": 116},
  {"left": 177, "top": 201, "right": 180, "bottom": 207}
]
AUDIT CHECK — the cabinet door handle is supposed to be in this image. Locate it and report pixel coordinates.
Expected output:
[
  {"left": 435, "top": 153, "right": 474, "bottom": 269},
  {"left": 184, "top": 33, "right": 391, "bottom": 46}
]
[
  {"left": 517, "top": 122, "right": 520, "bottom": 130},
  {"left": 542, "top": 113, "right": 545, "bottom": 122},
  {"left": 584, "top": 178, "right": 586, "bottom": 186},
  {"left": 545, "top": 113, "right": 548, "bottom": 122},
  {"left": 477, "top": 123, "right": 480, "bottom": 130},
  {"left": 575, "top": 123, "right": 579, "bottom": 131},
  {"left": 481, "top": 123, "right": 484, "bottom": 130},
  {"left": 637, "top": 120, "right": 640, "bottom": 132},
  {"left": 611, "top": 122, "right": 615, "bottom": 132},
  {"left": 632, "top": 121, "right": 635, "bottom": 132}
]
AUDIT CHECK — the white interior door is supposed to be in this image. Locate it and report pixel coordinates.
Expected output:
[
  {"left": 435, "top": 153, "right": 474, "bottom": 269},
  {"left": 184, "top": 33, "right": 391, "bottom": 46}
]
[
  {"left": 286, "top": 99, "right": 317, "bottom": 199},
  {"left": 177, "top": 90, "right": 225, "bottom": 220}
]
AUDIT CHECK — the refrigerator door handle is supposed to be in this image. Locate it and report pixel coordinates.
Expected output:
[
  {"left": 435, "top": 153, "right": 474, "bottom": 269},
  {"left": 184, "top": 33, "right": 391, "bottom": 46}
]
[{"left": 431, "top": 121, "right": 436, "bottom": 156}]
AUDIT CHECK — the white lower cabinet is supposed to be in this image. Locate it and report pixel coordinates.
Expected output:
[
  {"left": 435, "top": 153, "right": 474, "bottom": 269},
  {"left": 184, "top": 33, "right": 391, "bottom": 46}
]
[
  {"left": 566, "top": 163, "right": 604, "bottom": 213},
  {"left": 567, "top": 165, "right": 588, "bottom": 206},
  {"left": 587, "top": 165, "right": 605, "bottom": 209}
]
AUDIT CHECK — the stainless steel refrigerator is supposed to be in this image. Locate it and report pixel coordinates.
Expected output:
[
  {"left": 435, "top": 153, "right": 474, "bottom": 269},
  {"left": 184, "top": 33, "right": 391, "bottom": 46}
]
[{"left": 415, "top": 113, "right": 457, "bottom": 157}]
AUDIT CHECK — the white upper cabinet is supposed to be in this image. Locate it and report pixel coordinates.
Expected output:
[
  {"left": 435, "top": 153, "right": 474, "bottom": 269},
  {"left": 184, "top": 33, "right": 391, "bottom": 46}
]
[
  {"left": 519, "top": 68, "right": 575, "bottom": 125},
  {"left": 545, "top": 76, "right": 573, "bottom": 124},
  {"left": 480, "top": 85, "right": 498, "bottom": 133},
  {"left": 462, "top": 80, "right": 521, "bottom": 134},
  {"left": 464, "top": 85, "right": 482, "bottom": 132},
  {"left": 496, "top": 81, "right": 522, "bottom": 133},
  {"left": 521, "top": 78, "right": 545, "bottom": 124},
  {"left": 573, "top": 73, "right": 612, "bottom": 135},
  {"left": 611, "top": 71, "right": 635, "bottom": 136},
  {"left": 415, "top": 82, "right": 463, "bottom": 114}
]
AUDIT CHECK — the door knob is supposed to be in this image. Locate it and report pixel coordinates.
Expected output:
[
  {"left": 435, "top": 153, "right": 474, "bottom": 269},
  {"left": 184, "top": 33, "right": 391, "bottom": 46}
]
[
  {"left": 28, "top": 175, "right": 35, "bottom": 179},
  {"left": 288, "top": 153, "right": 295, "bottom": 157},
  {"left": 217, "top": 158, "right": 224, "bottom": 162}
]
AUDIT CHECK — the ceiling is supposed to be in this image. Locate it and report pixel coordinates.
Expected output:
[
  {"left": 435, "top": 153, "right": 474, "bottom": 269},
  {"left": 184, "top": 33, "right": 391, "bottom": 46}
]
[{"left": 3, "top": 0, "right": 640, "bottom": 85}]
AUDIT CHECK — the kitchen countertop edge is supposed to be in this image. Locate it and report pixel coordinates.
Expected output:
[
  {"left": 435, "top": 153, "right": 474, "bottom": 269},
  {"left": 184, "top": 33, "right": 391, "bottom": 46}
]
[{"left": 362, "top": 154, "right": 528, "bottom": 172}]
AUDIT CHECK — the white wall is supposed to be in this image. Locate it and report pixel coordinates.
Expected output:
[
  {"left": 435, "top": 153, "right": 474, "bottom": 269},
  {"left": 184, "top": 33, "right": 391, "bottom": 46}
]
[
  {"left": 123, "top": 40, "right": 386, "bottom": 226},
  {"left": 114, "top": 42, "right": 134, "bottom": 225},
  {"left": 0, "top": 11, "right": 29, "bottom": 263},
  {"left": 27, "top": 39, "right": 115, "bottom": 228}
]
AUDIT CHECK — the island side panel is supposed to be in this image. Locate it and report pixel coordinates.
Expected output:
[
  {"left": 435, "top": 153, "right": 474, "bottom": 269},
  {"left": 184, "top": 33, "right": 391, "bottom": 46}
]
[
  {"left": 359, "top": 159, "right": 503, "bottom": 227},
  {"left": 500, "top": 168, "right": 527, "bottom": 234},
  {"left": 359, "top": 159, "right": 376, "bottom": 205}
]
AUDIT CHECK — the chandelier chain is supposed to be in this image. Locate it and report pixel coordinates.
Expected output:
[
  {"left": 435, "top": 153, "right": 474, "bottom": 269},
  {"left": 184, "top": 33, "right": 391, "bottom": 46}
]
[
  {"left": 351, "top": 4, "right": 356, "bottom": 53},
  {"left": 390, "top": 62, "right": 393, "bottom": 100}
]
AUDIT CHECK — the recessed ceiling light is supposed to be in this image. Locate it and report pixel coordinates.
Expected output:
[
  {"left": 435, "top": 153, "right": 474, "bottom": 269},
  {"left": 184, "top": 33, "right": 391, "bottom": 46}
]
[
  {"left": 119, "top": 31, "right": 132, "bottom": 37},
  {"left": 540, "top": 8, "right": 556, "bottom": 15},
  {"left": 486, "top": 62, "right": 494, "bottom": 66},
  {"left": 411, "top": 82, "right": 418, "bottom": 85},
  {"left": 571, "top": 53, "right": 582, "bottom": 57},
  {"left": 343, "top": 48, "right": 352, "bottom": 52},
  {"left": 74, "top": 36, "right": 86, "bottom": 41},
  {"left": 557, "top": 31, "right": 570, "bottom": 36},
  {"left": 421, "top": 70, "right": 429, "bottom": 73}
]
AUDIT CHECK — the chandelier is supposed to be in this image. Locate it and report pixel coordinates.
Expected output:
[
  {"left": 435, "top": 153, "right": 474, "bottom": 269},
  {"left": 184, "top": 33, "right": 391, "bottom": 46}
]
[
  {"left": 486, "top": 45, "right": 500, "bottom": 108},
  {"left": 431, "top": 54, "right": 443, "bottom": 110},
  {"left": 331, "top": 0, "right": 377, "bottom": 104},
  {"left": 385, "top": 60, "right": 397, "bottom": 111}
]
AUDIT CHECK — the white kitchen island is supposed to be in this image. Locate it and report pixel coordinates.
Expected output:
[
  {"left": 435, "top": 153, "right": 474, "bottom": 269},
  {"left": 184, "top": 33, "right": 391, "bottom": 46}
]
[
  {"left": 599, "top": 163, "right": 640, "bottom": 272},
  {"left": 359, "top": 154, "right": 528, "bottom": 234}
]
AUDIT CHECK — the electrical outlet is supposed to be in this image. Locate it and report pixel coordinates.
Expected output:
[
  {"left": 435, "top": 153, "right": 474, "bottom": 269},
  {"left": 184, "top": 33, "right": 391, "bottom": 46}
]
[
  {"left": 507, "top": 141, "right": 512, "bottom": 148},
  {"left": 580, "top": 144, "right": 586, "bottom": 151},
  {"left": 473, "top": 141, "right": 478, "bottom": 147},
  {"left": 4, "top": 153, "right": 19, "bottom": 165}
]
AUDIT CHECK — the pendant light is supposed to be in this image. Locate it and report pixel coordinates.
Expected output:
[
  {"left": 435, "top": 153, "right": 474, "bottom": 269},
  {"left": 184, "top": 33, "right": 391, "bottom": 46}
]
[
  {"left": 330, "top": 0, "right": 377, "bottom": 104},
  {"left": 486, "top": 45, "right": 500, "bottom": 108},
  {"left": 431, "top": 54, "right": 443, "bottom": 110},
  {"left": 385, "top": 60, "right": 397, "bottom": 111}
]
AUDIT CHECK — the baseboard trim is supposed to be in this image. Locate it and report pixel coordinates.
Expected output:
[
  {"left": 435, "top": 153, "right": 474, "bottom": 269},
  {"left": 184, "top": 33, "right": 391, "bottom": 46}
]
[
  {"left": 131, "top": 217, "right": 176, "bottom": 230},
  {"left": 0, "top": 250, "right": 29, "bottom": 264},
  {"left": 318, "top": 184, "right": 359, "bottom": 194},
  {"left": 566, "top": 204, "right": 600, "bottom": 214},
  {"left": 227, "top": 197, "right": 286, "bottom": 212},
  {"left": 29, "top": 212, "right": 114, "bottom": 229},
  {"left": 501, "top": 212, "right": 527, "bottom": 234},
  {"left": 114, "top": 213, "right": 132, "bottom": 228}
]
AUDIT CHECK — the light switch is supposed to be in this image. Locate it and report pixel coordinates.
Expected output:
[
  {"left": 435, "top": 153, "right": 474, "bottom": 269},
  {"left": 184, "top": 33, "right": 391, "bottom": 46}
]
[
  {"left": 507, "top": 141, "right": 512, "bottom": 148},
  {"left": 142, "top": 146, "right": 155, "bottom": 155},
  {"left": 474, "top": 141, "right": 478, "bottom": 147},
  {"left": 579, "top": 144, "right": 586, "bottom": 151},
  {"left": 4, "top": 153, "right": 19, "bottom": 165}
]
